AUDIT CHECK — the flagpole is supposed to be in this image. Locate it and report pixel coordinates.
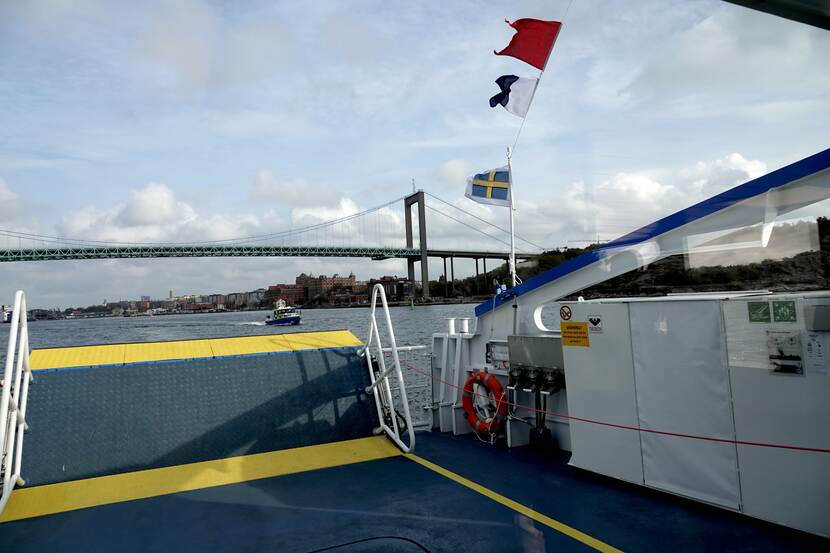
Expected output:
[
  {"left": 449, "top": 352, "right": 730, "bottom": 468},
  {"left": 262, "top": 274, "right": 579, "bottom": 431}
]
[{"left": 507, "top": 145, "right": 517, "bottom": 288}]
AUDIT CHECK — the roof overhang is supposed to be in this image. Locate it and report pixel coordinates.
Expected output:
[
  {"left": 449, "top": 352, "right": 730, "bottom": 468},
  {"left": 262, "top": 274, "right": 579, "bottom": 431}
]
[{"left": 724, "top": 0, "right": 830, "bottom": 30}]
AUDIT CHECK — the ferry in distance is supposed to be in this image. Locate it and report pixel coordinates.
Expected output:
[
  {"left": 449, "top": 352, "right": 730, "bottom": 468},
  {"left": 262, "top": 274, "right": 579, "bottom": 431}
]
[{"left": 265, "top": 299, "right": 301, "bottom": 326}]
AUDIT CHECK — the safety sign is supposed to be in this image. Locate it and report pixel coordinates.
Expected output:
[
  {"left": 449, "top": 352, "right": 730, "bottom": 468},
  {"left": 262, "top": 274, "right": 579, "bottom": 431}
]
[
  {"left": 561, "top": 322, "right": 589, "bottom": 347},
  {"left": 747, "top": 301, "right": 771, "bottom": 323},
  {"left": 772, "top": 300, "right": 797, "bottom": 323}
]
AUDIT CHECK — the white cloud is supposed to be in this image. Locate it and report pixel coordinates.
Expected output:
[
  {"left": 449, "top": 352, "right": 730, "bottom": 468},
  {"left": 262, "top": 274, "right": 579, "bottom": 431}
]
[
  {"left": 683, "top": 153, "right": 767, "bottom": 197},
  {"left": 434, "top": 159, "right": 475, "bottom": 190},
  {"left": 624, "top": 6, "right": 830, "bottom": 115},
  {"left": 2, "top": 1, "right": 828, "bottom": 307},
  {"left": 290, "top": 198, "right": 357, "bottom": 225},
  {"left": 514, "top": 152, "right": 769, "bottom": 245},
  {"left": 136, "top": 0, "right": 292, "bottom": 92},
  {"left": 0, "top": 179, "right": 25, "bottom": 225},
  {"left": 116, "top": 182, "right": 195, "bottom": 226},
  {"left": 0, "top": 179, "right": 22, "bottom": 211},
  {"left": 251, "top": 170, "right": 342, "bottom": 209},
  {"left": 58, "top": 182, "right": 262, "bottom": 243}
]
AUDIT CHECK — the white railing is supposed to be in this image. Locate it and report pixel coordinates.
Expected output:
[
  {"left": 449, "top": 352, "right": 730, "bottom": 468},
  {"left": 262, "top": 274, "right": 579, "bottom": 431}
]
[
  {"left": 363, "top": 284, "right": 415, "bottom": 453},
  {"left": 0, "top": 290, "right": 32, "bottom": 515}
]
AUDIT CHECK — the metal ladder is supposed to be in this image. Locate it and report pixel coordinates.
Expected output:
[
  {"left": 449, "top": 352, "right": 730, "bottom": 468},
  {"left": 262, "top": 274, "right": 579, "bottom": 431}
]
[
  {"left": 363, "top": 284, "right": 415, "bottom": 453},
  {"left": 0, "top": 291, "right": 32, "bottom": 515}
]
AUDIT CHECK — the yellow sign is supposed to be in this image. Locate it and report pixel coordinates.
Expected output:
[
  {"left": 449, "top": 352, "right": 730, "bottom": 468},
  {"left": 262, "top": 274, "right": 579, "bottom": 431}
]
[{"left": 560, "top": 322, "right": 590, "bottom": 347}]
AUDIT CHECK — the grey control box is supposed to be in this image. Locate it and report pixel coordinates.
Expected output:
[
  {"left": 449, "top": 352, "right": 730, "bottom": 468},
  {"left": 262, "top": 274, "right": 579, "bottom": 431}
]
[
  {"left": 507, "top": 335, "right": 564, "bottom": 370},
  {"left": 804, "top": 304, "right": 830, "bottom": 331}
]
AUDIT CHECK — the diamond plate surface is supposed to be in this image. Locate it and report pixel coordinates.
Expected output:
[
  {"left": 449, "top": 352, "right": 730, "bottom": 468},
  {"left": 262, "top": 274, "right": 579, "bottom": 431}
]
[{"left": 23, "top": 347, "right": 377, "bottom": 486}]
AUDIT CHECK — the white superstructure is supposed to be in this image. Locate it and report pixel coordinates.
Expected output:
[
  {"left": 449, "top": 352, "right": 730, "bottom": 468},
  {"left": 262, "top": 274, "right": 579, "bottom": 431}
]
[{"left": 429, "top": 149, "right": 830, "bottom": 537}]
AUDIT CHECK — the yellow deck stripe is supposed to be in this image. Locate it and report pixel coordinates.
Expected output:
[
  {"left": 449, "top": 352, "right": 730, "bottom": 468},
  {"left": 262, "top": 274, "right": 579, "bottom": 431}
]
[
  {"left": 0, "top": 436, "right": 400, "bottom": 523},
  {"left": 30, "top": 330, "right": 363, "bottom": 370},
  {"left": 405, "top": 454, "right": 623, "bottom": 553}
]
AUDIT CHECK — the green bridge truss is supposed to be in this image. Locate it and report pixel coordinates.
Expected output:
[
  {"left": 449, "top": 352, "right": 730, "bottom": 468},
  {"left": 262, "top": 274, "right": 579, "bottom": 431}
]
[{"left": 0, "top": 245, "right": 424, "bottom": 262}]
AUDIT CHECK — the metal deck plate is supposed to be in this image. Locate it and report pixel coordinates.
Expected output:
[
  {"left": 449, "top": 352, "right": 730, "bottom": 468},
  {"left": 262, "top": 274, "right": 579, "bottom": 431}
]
[{"left": 23, "top": 346, "right": 377, "bottom": 486}]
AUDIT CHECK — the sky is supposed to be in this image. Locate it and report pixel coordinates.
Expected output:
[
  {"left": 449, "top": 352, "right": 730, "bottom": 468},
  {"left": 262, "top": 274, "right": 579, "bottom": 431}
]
[{"left": 1, "top": 0, "right": 828, "bottom": 308}]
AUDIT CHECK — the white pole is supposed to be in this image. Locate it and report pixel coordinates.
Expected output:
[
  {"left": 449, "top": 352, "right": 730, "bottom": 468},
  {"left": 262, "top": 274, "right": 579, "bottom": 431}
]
[{"left": 507, "top": 146, "right": 517, "bottom": 287}]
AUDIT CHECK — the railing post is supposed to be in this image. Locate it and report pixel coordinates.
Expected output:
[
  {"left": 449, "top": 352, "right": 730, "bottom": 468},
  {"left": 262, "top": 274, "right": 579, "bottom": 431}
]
[
  {"left": 363, "top": 283, "right": 416, "bottom": 453},
  {"left": 0, "top": 290, "right": 32, "bottom": 514}
]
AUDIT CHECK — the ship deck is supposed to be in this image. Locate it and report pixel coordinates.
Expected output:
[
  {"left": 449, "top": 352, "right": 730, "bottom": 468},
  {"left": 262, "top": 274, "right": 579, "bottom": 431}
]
[
  {"left": 1, "top": 330, "right": 825, "bottom": 551},
  {"left": 2, "top": 431, "right": 824, "bottom": 552}
]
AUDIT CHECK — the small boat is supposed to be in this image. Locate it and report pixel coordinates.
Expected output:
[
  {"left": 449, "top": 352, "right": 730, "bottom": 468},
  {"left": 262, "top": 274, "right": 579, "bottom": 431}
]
[{"left": 265, "top": 299, "right": 301, "bottom": 326}]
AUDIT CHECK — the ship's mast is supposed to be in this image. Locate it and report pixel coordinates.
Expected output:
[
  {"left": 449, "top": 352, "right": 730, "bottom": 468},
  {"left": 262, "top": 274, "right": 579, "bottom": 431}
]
[{"left": 507, "top": 146, "right": 517, "bottom": 287}]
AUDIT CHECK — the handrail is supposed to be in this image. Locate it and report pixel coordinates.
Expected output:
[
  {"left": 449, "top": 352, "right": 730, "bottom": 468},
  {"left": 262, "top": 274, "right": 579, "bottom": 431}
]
[
  {"left": 363, "top": 284, "right": 415, "bottom": 453},
  {"left": 0, "top": 290, "right": 32, "bottom": 515}
]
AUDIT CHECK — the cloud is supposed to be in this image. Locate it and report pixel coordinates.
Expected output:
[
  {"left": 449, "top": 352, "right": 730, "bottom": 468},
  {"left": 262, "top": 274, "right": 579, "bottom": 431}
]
[
  {"left": 116, "top": 182, "right": 195, "bottom": 226},
  {"left": 291, "top": 198, "right": 361, "bottom": 231},
  {"left": 0, "top": 179, "right": 23, "bottom": 214},
  {"left": 135, "top": 0, "right": 293, "bottom": 92},
  {"left": 0, "top": 178, "right": 26, "bottom": 226},
  {"left": 2, "top": 1, "right": 827, "bottom": 308},
  {"left": 58, "top": 182, "right": 261, "bottom": 243},
  {"left": 434, "top": 159, "right": 475, "bottom": 190},
  {"left": 514, "top": 152, "right": 769, "bottom": 245},
  {"left": 624, "top": 6, "right": 830, "bottom": 115},
  {"left": 683, "top": 153, "right": 767, "bottom": 197},
  {"left": 47, "top": 151, "right": 772, "bottom": 255},
  {"left": 251, "top": 170, "right": 343, "bottom": 209}
]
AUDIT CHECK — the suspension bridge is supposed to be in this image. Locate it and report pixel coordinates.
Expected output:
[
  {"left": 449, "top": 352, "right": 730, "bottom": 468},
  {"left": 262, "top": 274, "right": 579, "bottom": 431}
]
[{"left": 0, "top": 191, "right": 545, "bottom": 297}]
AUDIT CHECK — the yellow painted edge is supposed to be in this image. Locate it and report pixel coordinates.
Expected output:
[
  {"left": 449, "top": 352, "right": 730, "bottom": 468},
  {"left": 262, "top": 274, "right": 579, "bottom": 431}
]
[
  {"left": 30, "top": 330, "right": 363, "bottom": 371},
  {"left": 1, "top": 436, "right": 400, "bottom": 523},
  {"left": 405, "top": 454, "right": 623, "bottom": 553}
]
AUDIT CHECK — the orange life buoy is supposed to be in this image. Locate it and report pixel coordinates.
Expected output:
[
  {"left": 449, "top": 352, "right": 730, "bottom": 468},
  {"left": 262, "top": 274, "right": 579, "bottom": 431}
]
[{"left": 462, "top": 371, "right": 507, "bottom": 435}]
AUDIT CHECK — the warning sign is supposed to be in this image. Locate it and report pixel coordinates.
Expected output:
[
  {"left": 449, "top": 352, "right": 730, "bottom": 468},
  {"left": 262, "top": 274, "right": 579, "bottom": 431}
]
[
  {"left": 561, "top": 322, "right": 590, "bottom": 347},
  {"left": 560, "top": 305, "right": 572, "bottom": 320}
]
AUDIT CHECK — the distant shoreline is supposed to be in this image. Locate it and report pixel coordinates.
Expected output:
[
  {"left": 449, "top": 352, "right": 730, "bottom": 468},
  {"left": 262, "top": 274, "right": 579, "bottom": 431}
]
[{"left": 38, "top": 298, "right": 485, "bottom": 321}]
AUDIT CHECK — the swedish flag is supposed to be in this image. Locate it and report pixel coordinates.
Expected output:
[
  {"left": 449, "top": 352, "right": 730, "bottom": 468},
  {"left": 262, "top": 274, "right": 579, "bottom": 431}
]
[{"left": 465, "top": 165, "right": 511, "bottom": 207}]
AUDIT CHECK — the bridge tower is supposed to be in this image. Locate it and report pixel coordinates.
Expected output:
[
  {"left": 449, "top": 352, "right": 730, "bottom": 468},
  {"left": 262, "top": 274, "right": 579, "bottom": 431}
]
[{"left": 404, "top": 191, "right": 429, "bottom": 297}]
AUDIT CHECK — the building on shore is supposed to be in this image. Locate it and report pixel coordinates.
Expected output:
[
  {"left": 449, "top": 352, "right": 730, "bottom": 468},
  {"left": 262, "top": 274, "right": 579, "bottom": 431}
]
[
  {"left": 368, "top": 276, "right": 412, "bottom": 301},
  {"left": 265, "top": 284, "right": 305, "bottom": 306},
  {"left": 295, "top": 273, "right": 357, "bottom": 300}
]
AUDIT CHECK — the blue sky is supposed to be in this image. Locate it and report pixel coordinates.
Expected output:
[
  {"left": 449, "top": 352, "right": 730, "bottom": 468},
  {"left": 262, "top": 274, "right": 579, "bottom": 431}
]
[{"left": 1, "top": 0, "right": 828, "bottom": 307}]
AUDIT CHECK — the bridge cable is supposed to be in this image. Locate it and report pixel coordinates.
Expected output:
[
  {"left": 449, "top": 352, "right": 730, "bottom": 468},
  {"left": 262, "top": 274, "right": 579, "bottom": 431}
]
[
  {"left": 423, "top": 192, "right": 548, "bottom": 251},
  {"left": 424, "top": 205, "right": 524, "bottom": 252}
]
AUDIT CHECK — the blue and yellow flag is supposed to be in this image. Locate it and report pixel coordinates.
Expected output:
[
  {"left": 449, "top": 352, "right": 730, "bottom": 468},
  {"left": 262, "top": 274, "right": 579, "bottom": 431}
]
[{"left": 465, "top": 165, "right": 511, "bottom": 207}]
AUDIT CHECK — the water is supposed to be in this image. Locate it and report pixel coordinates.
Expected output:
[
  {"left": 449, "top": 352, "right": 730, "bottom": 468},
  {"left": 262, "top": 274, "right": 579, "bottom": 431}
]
[
  {"left": 3, "top": 304, "right": 477, "bottom": 430},
  {"left": 8, "top": 303, "right": 477, "bottom": 353}
]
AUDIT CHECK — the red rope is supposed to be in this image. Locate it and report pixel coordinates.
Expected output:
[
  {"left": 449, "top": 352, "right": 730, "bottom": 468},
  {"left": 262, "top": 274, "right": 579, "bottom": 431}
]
[{"left": 400, "top": 360, "right": 830, "bottom": 454}]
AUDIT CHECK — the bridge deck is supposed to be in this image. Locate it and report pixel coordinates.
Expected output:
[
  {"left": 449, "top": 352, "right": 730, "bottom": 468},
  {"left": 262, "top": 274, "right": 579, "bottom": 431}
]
[{"left": 0, "top": 245, "right": 535, "bottom": 262}]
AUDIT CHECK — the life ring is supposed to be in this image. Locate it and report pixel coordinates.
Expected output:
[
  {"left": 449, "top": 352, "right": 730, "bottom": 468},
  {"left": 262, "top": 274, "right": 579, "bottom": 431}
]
[{"left": 462, "top": 371, "right": 507, "bottom": 435}]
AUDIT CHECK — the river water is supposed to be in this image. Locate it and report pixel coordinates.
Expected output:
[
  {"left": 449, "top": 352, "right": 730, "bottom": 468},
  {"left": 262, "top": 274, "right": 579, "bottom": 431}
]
[
  {"left": 9, "top": 303, "right": 477, "bottom": 353},
  {"left": 4, "top": 303, "right": 477, "bottom": 429}
]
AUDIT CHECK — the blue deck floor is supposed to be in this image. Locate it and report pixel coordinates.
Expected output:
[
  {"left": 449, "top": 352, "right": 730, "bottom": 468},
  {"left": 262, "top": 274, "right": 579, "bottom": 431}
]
[{"left": 1, "top": 432, "right": 825, "bottom": 552}]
